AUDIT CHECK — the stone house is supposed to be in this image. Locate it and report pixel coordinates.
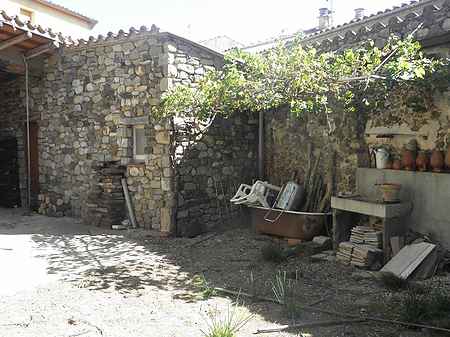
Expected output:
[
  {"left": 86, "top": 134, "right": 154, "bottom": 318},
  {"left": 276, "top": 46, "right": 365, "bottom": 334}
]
[
  {"left": 0, "top": 9, "right": 257, "bottom": 236},
  {"left": 2, "top": 0, "right": 450, "bottom": 245}
]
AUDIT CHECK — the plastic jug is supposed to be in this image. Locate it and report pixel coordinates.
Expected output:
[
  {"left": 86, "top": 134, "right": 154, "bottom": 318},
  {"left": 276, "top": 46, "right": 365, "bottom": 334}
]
[{"left": 375, "top": 148, "right": 390, "bottom": 169}]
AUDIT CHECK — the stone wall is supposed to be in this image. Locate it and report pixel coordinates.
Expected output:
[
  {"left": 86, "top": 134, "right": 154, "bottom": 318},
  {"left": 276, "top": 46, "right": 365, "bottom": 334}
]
[
  {"left": 175, "top": 114, "right": 258, "bottom": 237},
  {"left": 159, "top": 34, "right": 258, "bottom": 236},
  {"left": 265, "top": 105, "right": 365, "bottom": 195},
  {"left": 365, "top": 86, "right": 450, "bottom": 161},
  {"left": 33, "top": 28, "right": 246, "bottom": 234},
  {"left": 265, "top": 1, "right": 450, "bottom": 195},
  {"left": 37, "top": 29, "right": 174, "bottom": 228}
]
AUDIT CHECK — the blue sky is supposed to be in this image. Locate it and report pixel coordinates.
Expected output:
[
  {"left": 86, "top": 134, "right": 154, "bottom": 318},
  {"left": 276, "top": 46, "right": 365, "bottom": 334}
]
[{"left": 58, "top": 0, "right": 407, "bottom": 44}]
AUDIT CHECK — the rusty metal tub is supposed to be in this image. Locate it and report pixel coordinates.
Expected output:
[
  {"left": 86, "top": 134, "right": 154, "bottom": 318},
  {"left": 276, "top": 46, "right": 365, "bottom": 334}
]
[{"left": 248, "top": 206, "right": 331, "bottom": 241}]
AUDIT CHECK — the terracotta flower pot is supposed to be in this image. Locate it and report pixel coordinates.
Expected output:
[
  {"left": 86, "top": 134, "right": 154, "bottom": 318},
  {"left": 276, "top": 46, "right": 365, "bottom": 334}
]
[
  {"left": 392, "top": 159, "right": 402, "bottom": 170},
  {"left": 416, "top": 151, "right": 429, "bottom": 172},
  {"left": 402, "top": 150, "right": 416, "bottom": 171},
  {"left": 431, "top": 149, "right": 444, "bottom": 172},
  {"left": 446, "top": 145, "right": 450, "bottom": 170},
  {"left": 376, "top": 183, "right": 402, "bottom": 203}
]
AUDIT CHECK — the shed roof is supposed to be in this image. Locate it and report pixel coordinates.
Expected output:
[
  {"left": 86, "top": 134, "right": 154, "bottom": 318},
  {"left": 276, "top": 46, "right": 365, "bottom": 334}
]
[
  {"left": 302, "top": 0, "right": 445, "bottom": 45},
  {"left": 0, "top": 10, "right": 62, "bottom": 58}
]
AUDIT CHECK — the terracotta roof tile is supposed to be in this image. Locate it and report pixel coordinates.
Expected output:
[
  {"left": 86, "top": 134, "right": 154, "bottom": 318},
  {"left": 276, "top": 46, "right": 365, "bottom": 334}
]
[{"left": 0, "top": 9, "right": 65, "bottom": 43}]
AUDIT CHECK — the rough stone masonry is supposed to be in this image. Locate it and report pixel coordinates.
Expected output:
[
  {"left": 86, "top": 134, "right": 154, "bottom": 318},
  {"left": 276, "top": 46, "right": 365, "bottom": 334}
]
[{"left": 0, "top": 27, "right": 257, "bottom": 235}]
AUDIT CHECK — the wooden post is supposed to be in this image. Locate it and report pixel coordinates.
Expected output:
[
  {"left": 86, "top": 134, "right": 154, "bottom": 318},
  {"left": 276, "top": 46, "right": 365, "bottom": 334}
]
[{"left": 121, "top": 178, "right": 137, "bottom": 228}]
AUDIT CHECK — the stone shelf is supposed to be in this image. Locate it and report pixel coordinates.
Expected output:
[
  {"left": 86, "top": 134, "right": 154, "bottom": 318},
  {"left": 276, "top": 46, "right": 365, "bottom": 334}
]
[
  {"left": 331, "top": 197, "right": 411, "bottom": 219},
  {"left": 331, "top": 196, "right": 411, "bottom": 262}
]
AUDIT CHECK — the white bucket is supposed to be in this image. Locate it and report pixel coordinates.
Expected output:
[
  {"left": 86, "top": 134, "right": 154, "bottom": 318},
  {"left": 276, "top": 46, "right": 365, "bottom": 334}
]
[{"left": 375, "top": 148, "right": 390, "bottom": 169}]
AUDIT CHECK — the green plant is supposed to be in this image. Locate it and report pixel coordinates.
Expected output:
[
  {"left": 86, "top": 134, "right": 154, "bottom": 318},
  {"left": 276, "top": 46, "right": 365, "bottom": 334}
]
[
  {"left": 245, "top": 271, "right": 260, "bottom": 298},
  {"left": 399, "top": 285, "right": 450, "bottom": 323},
  {"left": 193, "top": 274, "right": 217, "bottom": 299},
  {"left": 261, "top": 243, "right": 287, "bottom": 263},
  {"left": 201, "top": 300, "right": 253, "bottom": 337},
  {"left": 157, "top": 34, "right": 446, "bottom": 135},
  {"left": 271, "top": 271, "right": 302, "bottom": 319},
  {"left": 379, "top": 272, "right": 410, "bottom": 291}
]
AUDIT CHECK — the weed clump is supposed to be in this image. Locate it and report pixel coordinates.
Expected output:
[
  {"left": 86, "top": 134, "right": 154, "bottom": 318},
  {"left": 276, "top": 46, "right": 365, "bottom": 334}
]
[
  {"left": 271, "top": 271, "right": 302, "bottom": 319},
  {"left": 261, "top": 243, "right": 287, "bottom": 263},
  {"left": 193, "top": 274, "right": 217, "bottom": 299},
  {"left": 399, "top": 285, "right": 450, "bottom": 324},
  {"left": 201, "top": 300, "right": 253, "bottom": 337}
]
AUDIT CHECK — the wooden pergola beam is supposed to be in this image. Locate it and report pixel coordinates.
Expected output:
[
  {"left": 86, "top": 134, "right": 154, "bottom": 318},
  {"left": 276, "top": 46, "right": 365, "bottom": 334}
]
[
  {"left": 0, "top": 32, "right": 33, "bottom": 51},
  {"left": 25, "top": 40, "right": 59, "bottom": 59}
]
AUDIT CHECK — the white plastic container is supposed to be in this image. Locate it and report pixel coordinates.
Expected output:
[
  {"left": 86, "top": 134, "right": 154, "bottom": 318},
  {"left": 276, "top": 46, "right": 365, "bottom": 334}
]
[{"left": 375, "top": 148, "right": 390, "bottom": 169}]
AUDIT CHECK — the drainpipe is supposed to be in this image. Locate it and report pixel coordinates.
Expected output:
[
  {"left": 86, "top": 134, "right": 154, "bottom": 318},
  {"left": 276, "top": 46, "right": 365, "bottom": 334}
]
[
  {"left": 22, "top": 55, "right": 31, "bottom": 209},
  {"left": 258, "top": 110, "right": 264, "bottom": 179}
]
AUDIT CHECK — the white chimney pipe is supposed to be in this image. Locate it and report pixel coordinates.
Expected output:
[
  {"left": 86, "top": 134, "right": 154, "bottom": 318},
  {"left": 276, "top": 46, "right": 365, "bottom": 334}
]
[{"left": 318, "top": 7, "right": 331, "bottom": 30}]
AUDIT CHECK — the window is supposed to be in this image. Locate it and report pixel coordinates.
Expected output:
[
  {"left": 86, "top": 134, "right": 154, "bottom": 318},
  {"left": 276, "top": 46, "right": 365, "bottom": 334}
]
[
  {"left": 133, "top": 125, "right": 146, "bottom": 161},
  {"left": 20, "top": 8, "right": 34, "bottom": 23}
]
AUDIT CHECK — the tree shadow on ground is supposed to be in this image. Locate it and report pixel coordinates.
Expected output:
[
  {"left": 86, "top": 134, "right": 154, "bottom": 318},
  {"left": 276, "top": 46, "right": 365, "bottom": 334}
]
[
  {"left": 30, "top": 231, "right": 198, "bottom": 296},
  {"left": 3, "top": 208, "right": 444, "bottom": 337}
]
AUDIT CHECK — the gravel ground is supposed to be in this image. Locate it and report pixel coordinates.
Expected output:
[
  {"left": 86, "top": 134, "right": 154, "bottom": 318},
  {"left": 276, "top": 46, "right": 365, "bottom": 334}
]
[{"left": 0, "top": 208, "right": 448, "bottom": 337}]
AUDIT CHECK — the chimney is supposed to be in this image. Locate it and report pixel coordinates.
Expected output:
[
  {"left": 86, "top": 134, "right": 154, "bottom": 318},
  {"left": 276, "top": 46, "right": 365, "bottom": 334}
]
[
  {"left": 354, "top": 8, "right": 366, "bottom": 20},
  {"left": 318, "top": 7, "right": 331, "bottom": 30}
]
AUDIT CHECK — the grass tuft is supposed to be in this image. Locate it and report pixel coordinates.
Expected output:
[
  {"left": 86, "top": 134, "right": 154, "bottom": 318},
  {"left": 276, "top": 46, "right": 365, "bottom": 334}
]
[
  {"left": 271, "top": 271, "right": 302, "bottom": 319},
  {"left": 201, "top": 299, "right": 253, "bottom": 337},
  {"left": 399, "top": 285, "right": 450, "bottom": 323},
  {"left": 193, "top": 274, "right": 217, "bottom": 300}
]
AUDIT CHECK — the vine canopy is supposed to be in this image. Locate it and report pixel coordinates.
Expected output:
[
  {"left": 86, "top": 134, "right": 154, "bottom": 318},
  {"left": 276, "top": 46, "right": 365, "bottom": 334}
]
[{"left": 157, "top": 35, "right": 447, "bottom": 124}]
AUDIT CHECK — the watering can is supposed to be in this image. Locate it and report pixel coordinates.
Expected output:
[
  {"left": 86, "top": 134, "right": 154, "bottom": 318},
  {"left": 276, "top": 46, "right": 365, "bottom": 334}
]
[{"left": 374, "top": 147, "right": 390, "bottom": 169}]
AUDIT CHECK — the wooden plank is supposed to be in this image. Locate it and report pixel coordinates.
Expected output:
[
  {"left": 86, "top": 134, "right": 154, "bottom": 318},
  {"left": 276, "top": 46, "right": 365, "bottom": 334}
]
[
  {"left": 381, "top": 242, "right": 436, "bottom": 279},
  {"left": 390, "top": 236, "right": 404, "bottom": 256},
  {"left": 25, "top": 41, "right": 59, "bottom": 59},
  {"left": 121, "top": 178, "right": 137, "bottom": 228},
  {"left": 29, "top": 122, "right": 40, "bottom": 195},
  {"left": 400, "top": 245, "right": 435, "bottom": 279},
  {"left": 0, "top": 32, "right": 32, "bottom": 51}
]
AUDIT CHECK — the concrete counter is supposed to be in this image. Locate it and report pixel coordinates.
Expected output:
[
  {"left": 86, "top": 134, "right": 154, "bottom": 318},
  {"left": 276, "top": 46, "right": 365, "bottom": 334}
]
[{"left": 357, "top": 168, "right": 450, "bottom": 249}]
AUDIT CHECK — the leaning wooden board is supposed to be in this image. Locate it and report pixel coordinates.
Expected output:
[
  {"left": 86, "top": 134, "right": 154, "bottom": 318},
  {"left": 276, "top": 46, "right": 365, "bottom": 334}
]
[{"left": 381, "top": 242, "right": 436, "bottom": 279}]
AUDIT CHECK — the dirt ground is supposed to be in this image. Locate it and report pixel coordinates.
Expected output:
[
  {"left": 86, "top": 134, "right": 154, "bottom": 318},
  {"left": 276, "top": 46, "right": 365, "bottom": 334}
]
[{"left": 0, "top": 207, "right": 448, "bottom": 337}]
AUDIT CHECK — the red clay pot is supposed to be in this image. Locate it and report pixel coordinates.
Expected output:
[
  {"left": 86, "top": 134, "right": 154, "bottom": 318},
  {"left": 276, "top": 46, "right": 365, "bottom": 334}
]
[
  {"left": 431, "top": 149, "right": 444, "bottom": 172},
  {"left": 416, "top": 151, "right": 429, "bottom": 172},
  {"left": 402, "top": 150, "right": 416, "bottom": 171},
  {"left": 392, "top": 159, "right": 402, "bottom": 170}
]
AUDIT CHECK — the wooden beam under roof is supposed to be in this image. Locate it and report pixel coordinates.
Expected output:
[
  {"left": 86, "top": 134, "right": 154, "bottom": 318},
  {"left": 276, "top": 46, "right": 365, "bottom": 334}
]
[
  {"left": 0, "top": 32, "right": 33, "bottom": 51},
  {"left": 25, "top": 41, "right": 59, "bottom": 59}
]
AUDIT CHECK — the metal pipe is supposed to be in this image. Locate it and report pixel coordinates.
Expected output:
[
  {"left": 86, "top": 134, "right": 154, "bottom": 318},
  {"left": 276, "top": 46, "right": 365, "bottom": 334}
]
[
  {"left": 258, "top": 110, "right": 264, "bottom": 179},
  {"left": 23, "top": 55, "right": 31, "bottom": 209}
]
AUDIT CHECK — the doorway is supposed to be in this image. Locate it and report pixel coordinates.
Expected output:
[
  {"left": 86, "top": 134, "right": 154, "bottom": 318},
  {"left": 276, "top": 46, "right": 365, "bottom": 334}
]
[{"left": 0, "top": 137, "right": 21, "bottom": 207}]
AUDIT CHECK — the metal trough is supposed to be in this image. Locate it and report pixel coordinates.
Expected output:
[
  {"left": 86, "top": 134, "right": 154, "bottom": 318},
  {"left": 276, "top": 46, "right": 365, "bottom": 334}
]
[{"left": 249, "top": 206, "right": 331, "bottom": 241}]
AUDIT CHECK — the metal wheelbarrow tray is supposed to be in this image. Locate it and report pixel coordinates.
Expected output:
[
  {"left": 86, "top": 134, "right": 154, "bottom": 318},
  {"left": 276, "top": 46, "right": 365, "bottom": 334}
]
[{"left": 248, "top": 205, "right": 331, "bottom": 241}]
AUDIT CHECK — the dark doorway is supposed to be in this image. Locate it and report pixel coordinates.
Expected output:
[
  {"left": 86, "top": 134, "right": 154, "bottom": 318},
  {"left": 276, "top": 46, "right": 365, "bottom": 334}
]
[{"left": 0, "top": 137, "right": 21, "bottom": 207}]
